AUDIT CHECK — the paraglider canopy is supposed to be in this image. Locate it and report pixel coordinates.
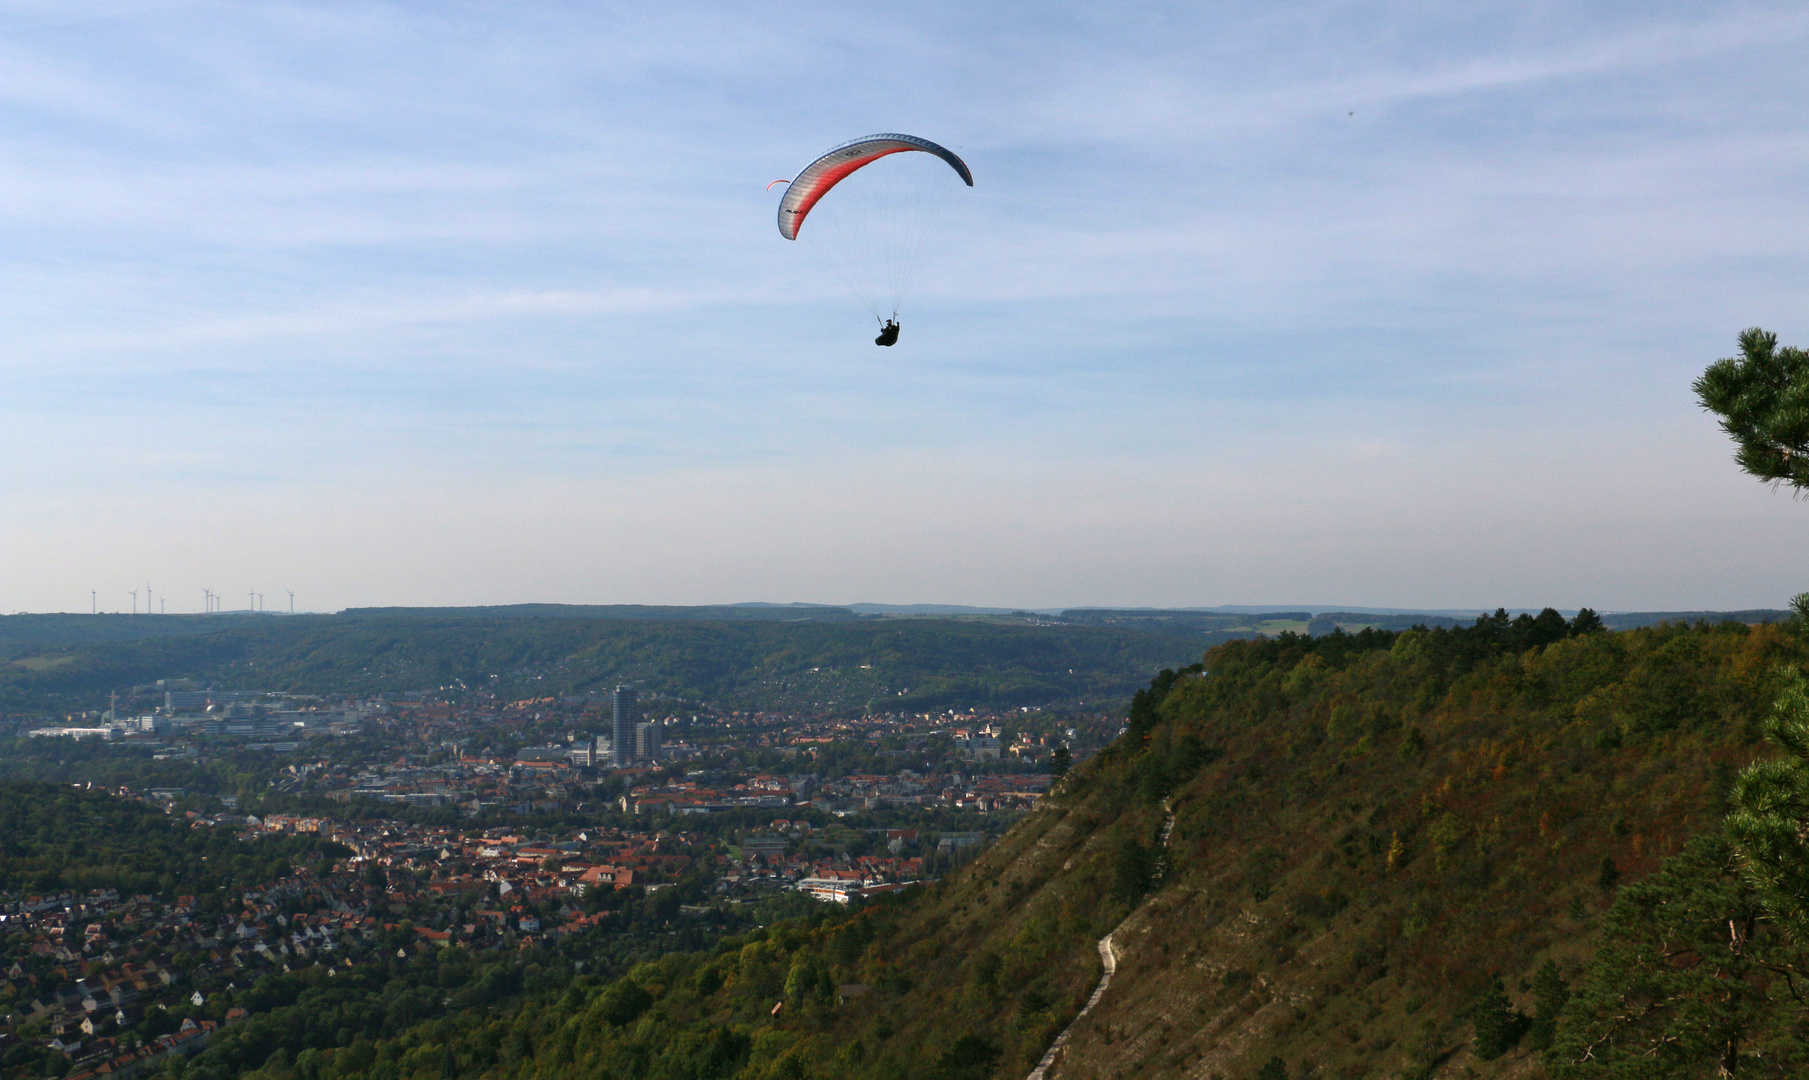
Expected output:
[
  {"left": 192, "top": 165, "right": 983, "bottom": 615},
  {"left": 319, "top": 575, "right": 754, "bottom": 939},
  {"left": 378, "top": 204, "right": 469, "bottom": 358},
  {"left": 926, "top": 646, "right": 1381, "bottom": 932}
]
[{"left": 777, "top": 134, "right": 972, "bottom": 241}]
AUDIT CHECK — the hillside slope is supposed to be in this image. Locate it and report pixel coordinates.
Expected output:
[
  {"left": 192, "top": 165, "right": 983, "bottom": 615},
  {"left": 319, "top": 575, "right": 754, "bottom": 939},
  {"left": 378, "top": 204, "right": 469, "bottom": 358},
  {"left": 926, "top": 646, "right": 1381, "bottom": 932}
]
[{"left": 1032, "top": 616, "right": 1794, "bottom": 1078}]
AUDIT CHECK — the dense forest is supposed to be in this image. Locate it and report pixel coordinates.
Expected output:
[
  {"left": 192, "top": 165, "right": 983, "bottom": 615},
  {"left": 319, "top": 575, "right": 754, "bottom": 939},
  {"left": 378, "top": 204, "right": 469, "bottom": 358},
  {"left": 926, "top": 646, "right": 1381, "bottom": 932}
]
[
  {"left": 0, "top": 783, "right": 347, "bottom": 899},
  {"left": 106, "top": 608, "right": 1803, "bottom": 1080}
]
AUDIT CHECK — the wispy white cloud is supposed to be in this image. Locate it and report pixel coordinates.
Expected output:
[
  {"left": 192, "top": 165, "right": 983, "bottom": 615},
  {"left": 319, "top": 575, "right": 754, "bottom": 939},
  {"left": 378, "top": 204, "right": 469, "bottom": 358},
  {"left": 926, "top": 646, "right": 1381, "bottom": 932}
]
[{"left": 4, "top": 286, "right": 722, "bottom": 358}]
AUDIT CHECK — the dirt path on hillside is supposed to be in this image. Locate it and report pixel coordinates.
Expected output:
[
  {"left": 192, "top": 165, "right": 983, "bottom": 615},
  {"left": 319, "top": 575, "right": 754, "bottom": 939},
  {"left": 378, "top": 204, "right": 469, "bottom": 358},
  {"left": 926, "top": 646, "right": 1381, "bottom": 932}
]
[{"left": 1025, "top": 799, "right": 1177, "bottom": 1080}]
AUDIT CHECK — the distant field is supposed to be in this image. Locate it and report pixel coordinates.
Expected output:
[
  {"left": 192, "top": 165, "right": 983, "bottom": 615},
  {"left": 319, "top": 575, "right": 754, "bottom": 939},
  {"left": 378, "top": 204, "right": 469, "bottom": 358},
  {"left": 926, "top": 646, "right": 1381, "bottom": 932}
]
[
  {"left": 9, "top": 655, "right": 75, "bottom": 671},
  {"left": 1254, "top": 618, "right": 1310, "bottom": 633}
]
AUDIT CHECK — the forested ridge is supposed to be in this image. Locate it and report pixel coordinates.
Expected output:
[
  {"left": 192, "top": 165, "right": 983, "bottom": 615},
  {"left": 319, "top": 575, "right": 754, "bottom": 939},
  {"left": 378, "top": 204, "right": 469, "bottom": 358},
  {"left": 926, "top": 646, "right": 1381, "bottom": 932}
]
[
  {"left": 5, "top": 608, "right": 1787, "bottom": 717},
  {"left": 129, "top": 608, "right": 1809, "bottom": 1080},
  {"left": 0, "top": 614, "right": 1206, "bottom": 714}
]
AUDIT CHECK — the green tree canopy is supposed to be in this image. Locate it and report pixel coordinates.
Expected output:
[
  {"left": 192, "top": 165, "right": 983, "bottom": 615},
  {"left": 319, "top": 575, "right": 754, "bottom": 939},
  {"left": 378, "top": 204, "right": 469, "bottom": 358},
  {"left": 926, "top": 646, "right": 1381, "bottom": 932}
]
[
  {"left": 1727, "top": 666, "right": 1809, "bottom": 938},
  {"left": 1547, "top": 837, "right": 1809, "bottom": 1079},
  {"left": 1694, "top": 327, "right": 1809, "bottom": 491},
  {"left": 1468, "top": 973, "right": 1529, "bottom": 1060}
]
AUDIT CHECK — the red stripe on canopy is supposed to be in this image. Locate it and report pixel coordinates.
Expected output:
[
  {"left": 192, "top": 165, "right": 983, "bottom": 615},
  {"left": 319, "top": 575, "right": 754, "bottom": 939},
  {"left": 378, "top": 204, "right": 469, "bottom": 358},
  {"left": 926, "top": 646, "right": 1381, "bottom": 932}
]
[
  {"left": 778, "top": 148, "right": 907, "bottom": 239},
  {"left": 776, "top": 135, "right": 970, "bottom": 240}
]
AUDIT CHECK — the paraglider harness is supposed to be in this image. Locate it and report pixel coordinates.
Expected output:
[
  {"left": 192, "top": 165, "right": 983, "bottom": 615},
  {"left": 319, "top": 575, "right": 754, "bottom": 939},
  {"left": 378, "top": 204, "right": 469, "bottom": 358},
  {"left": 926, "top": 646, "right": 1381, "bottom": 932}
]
[{"left": 874, "top": 319, "right": 900, "bottom": 347}]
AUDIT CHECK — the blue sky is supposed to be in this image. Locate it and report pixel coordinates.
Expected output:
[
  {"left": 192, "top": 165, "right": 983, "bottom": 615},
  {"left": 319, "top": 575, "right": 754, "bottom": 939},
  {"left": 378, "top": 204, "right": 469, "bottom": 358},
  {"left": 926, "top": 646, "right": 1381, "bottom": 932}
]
[{"left": 4, "top": 1, "right": 1808, "bottom": 613}]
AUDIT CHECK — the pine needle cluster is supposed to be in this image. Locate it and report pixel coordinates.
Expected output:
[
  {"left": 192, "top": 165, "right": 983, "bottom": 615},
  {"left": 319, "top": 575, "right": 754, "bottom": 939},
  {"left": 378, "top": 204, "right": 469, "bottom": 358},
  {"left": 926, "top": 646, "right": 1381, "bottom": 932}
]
[{"left": 1694, "top": 327, "right": 1809, "bottom": 492}]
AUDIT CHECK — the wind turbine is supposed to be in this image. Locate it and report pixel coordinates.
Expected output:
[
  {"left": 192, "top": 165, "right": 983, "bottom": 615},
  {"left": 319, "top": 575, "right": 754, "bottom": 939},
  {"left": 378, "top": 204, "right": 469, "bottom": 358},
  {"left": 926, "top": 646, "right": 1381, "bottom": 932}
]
[
  {"left": 128, "top": 589, "right": 138, "bottom": 615},
  {"left": 286, "top": 590, "right": 295, "bottom": 615}
]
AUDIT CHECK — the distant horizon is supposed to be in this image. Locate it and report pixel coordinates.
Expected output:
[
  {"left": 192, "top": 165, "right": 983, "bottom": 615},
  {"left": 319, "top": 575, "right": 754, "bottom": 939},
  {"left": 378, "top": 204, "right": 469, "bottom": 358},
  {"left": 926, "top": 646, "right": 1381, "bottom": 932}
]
[{"left": 5, "top": 601, "right": 1795, "bottom": 619}]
